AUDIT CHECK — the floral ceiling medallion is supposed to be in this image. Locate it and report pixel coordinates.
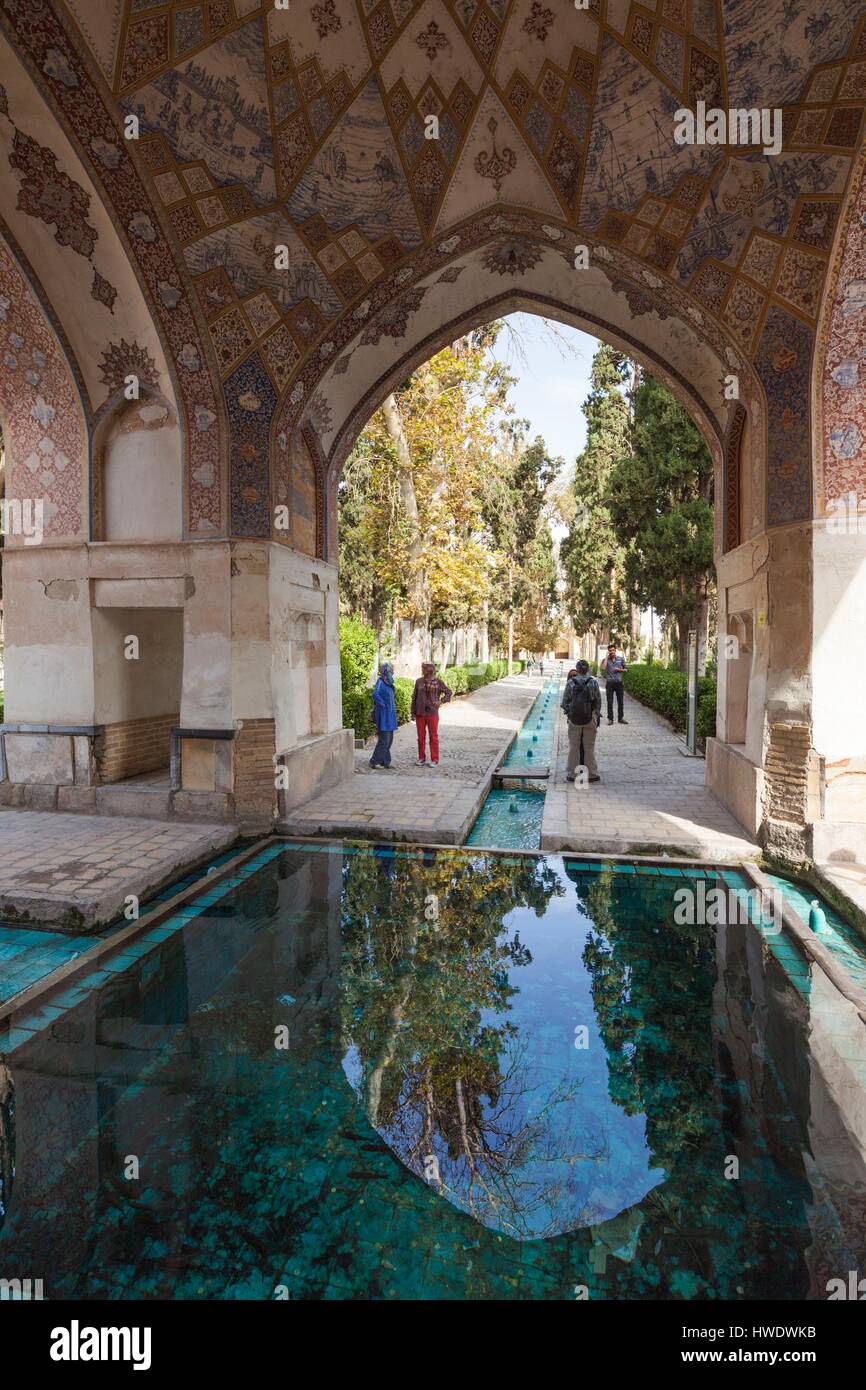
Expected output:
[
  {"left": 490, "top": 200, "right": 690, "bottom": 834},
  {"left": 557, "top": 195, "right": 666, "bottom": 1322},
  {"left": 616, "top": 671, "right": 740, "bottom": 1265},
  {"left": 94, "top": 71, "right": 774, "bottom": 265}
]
[
  {"left": 474, "top": 117, "right": 516, "bottom": 195},
  {"left": 415, "top": 20, "right": 449, "bottom": 61},
  {"left": 482, "top": 238, "right": 544, "bottom": 277}
]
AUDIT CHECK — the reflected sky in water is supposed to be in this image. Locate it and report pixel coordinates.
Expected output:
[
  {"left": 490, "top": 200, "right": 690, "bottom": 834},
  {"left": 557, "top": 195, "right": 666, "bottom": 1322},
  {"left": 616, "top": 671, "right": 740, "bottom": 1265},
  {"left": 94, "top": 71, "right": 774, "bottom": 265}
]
[{"left": 1, "top": 843, "right": 865, "bottom": 1300}]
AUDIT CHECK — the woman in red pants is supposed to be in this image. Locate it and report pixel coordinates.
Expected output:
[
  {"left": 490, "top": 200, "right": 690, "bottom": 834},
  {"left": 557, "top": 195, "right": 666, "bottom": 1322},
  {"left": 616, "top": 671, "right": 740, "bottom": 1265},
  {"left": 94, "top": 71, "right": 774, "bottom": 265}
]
[{"left": 410, "top": 662, "right": 453, "bottom": 767}]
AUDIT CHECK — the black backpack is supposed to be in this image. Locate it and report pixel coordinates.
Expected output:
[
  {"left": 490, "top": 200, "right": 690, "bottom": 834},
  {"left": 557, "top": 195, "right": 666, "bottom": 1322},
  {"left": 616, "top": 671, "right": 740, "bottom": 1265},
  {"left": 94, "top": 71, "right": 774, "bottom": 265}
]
[{"left": 565, "top": 677, "right": 594, "bottom": 725}]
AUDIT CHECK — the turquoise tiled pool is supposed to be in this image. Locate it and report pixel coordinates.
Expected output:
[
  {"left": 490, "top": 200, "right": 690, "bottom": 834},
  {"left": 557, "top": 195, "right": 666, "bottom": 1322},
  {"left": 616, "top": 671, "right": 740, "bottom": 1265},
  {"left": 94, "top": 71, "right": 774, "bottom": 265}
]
[
  {"left": 468, "top": 678, "right": 559, "bottom": 848},
  {"left": 764, "top": 870, "right": 866, "bottom": 996},
  {"left": 467, "top": 787, "right": 545, "bottom": 848},
  {"left": 2, "top": 842, "right": 866, "bottom": 1300},
  {"left": 0, "top": 847, "right": 243, "bottom": 1009}
]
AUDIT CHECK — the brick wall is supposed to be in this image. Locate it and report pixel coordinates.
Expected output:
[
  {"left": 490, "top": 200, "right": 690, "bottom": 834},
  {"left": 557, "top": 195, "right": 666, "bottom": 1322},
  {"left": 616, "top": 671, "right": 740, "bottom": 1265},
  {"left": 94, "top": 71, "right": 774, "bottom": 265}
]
[
  {"left": 234, "top": 718, "right": 277, "bottom": 825},
  {"left": 96, "top": 713, "right": 177, "bottom": 784},
  {"left": 764, "top": 721, "right": 812, "bottom": 825}
]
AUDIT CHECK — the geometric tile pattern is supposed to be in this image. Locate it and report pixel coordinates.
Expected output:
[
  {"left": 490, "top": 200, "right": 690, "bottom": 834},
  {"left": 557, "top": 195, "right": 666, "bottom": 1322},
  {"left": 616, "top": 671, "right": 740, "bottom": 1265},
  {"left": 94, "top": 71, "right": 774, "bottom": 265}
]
[
  {"left": 0, "top": 239, "right": 86, "bottom": 540},
  {"left": 502, "top": 46, "right": 595, "bottom": 216},
  {"left": 818, "top": 146, "right": 866, "bottom": 511},
  {"left": 5, "top": 0, "right": 866, "bottom": 535}
]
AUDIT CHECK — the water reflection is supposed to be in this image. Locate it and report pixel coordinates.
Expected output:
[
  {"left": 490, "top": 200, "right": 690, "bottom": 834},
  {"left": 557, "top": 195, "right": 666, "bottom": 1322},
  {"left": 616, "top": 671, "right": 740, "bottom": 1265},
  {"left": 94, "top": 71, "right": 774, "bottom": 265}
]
[
  {"left": 2, "top": 844, "right": 866, "bottom": 1299},
  {"left": 340, "top": 854, "right": 674, "bottom": 1238},
  {"left": 0, "top": 1062, "right": 13, "bottom": 1236}
]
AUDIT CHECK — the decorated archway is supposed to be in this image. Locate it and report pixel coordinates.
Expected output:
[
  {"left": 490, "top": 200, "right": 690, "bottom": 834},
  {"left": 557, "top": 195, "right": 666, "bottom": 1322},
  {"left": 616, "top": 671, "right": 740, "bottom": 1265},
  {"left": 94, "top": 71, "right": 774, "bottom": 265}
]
[{"left": 0, "top": 0, "right": 864, "bottom": 855}]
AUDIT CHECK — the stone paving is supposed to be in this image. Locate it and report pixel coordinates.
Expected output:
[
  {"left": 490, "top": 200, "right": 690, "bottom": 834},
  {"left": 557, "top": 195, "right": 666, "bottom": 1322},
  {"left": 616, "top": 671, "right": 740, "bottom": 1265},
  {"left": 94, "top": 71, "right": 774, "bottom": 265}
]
[
  {"left": 541, "top": 682, "right": 760, "bottom": 861},
  {"left": 0, "top": 809, "right": 237, "bottom": 931},
  {"left": 282, "top": 675, "right": 543, "bottom": 842},
  {"left": 0, "top": 675, "right": 763, "bottom": 940},
  {"left": 816, "top": 864, "right": 866, "bottom": 930}
]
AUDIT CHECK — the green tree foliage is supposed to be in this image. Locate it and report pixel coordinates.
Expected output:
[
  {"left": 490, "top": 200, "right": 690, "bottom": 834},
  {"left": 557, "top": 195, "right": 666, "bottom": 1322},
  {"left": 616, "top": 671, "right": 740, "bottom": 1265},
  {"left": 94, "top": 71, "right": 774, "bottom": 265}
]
[
  {"left": 338, "top": 436, "right": 402, "bottom": 634},
  {"left": 560, "top": 346, "right": 631, "bottom": 636},
  {"left": 338, "top": 331, "right": 515, "bottom": 634},
  {"left": 487, "top": 433, "right": 563, "bottom": 657},
  {"left": 608, "top": 375, "right": 714, "bottom": 666}
]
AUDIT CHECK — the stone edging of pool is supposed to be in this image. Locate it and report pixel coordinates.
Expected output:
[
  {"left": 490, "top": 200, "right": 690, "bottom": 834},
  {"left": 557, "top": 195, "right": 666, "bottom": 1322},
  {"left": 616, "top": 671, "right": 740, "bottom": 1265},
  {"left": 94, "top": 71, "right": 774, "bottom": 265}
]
[
  {"left": 4, "top": 834, "right": 866, "bottom": 1061},
  {"left": 0, "top": 835, "right": 280, "bottom": 1037},
  {"left": 741, "top": 862, "right": 866, "bottom": 1024},
  {"left": 281, "top": 725, "right": 528, "bottom": 845}
]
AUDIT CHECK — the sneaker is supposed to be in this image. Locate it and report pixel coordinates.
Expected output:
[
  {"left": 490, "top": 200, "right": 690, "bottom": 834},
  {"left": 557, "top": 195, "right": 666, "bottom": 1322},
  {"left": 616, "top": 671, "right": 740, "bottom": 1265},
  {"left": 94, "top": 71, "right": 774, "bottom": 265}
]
[
  {"left": 369, "top": 761, "right": 381, "bottom": 769},
  {"left": 607, "top": 718, "right": 614, "bottom": 725},
  {"left": 430, "top": 762, "right": 439, "bottom": 769},
  {"left": 417, "top": 758, "right": 427, "bottom": 765}
]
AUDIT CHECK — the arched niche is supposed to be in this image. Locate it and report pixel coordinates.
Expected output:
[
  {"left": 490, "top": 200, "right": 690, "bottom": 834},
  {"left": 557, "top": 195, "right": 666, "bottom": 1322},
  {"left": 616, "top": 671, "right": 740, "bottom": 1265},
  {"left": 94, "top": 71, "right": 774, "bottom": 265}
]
[
  {"left": 0, "top": 23, "right": 227, "bottom": 536},
  {"left": 723, "top": 403, "right": 748, "bottom": 554},
  {"left": 92, "top": 387, "right": 182, "bottom": 543},
  {"left": 272, "top": 420, "right": 329, "bottom": 561}
]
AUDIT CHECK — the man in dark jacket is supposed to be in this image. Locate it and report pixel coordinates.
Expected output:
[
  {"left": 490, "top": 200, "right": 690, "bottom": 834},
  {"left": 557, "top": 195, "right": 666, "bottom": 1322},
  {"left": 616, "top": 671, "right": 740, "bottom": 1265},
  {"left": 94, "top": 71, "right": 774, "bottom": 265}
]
[
  {"left": 601, "top": 642, "right": 628, "bottom": 724},
  {"left": 561, "top": 660, "right": 601, "bottom": 783},
  {"left": 411, "top": 662, "right": 452, "bottom": 767}
]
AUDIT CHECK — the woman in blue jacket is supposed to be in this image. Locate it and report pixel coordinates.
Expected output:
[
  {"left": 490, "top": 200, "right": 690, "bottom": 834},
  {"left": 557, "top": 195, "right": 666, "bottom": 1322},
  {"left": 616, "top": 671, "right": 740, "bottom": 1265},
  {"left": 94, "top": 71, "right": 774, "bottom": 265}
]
[{"left": 370, "top": 661, "right": 398, "bottom": 768}]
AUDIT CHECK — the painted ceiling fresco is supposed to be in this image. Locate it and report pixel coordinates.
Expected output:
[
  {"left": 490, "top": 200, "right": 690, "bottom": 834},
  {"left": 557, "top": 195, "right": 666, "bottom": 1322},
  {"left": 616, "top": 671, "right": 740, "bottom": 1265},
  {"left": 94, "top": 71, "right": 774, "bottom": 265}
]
[{"left": 1, "top": 0, "right": 865, "bottom": 539}]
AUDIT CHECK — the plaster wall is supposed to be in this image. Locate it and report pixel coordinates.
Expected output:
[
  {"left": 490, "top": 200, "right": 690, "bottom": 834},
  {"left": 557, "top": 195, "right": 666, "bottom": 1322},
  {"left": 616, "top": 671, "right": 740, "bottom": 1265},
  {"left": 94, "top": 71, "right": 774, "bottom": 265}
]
[
  {"left": 103, "top": 410, "right": 183, "bottom": 543},
  {"left": 268, "top": 543, "right": 341, "bottom": 753},
  {"left": 92, "top": 607, "right": 183, "bottom": 723},
  {"left": 2, "top": 546, "right": 95, "bottom": 724},
  {"left": 811, "top": 525, "right": 866, "bottom": 821},
  {"left": 230, "top": 544, "right": 272, "bottom": 724}
]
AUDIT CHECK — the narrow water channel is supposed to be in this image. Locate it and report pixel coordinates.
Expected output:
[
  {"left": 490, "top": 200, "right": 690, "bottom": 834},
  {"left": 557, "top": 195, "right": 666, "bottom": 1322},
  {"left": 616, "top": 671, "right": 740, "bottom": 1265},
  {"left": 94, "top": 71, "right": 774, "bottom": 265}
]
[{"left": 467, "top": 678, "right": 560, "bottom": 848}]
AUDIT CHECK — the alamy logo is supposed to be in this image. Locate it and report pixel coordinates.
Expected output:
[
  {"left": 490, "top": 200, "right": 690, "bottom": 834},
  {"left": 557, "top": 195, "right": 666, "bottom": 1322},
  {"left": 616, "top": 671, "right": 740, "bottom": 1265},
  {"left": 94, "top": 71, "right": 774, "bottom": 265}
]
[
  {"left": 0, "top": 1277, "right": 43, "bottom": 1300},
  {"left": 673, "top": 882, "right": 781, "bottom": 931},
  {"left": 50, "top": 1320, "right": 152, "bottom": 1371},
  {"left": 826, "top": 1271, "right": 866, "bottom": 1300},
  {"left": 0, "top": 497, "right": 43, "bottom": 545},
  {"left": 674, "top": 101, "right": 782, "bottom": 157}
]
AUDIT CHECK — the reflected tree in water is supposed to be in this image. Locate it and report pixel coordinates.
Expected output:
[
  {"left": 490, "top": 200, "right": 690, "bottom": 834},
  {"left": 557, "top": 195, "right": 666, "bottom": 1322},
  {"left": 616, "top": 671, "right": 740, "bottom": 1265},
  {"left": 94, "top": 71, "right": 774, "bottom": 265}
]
[
  {"left": 572, "top": 867, "right": 809, "bottom": 1297},
  {"left": 576, "top": 867, "right": 717, "bottom": 1169},
  {"left": 340, "top": 850, "right": 609, "bottom": 1238}
]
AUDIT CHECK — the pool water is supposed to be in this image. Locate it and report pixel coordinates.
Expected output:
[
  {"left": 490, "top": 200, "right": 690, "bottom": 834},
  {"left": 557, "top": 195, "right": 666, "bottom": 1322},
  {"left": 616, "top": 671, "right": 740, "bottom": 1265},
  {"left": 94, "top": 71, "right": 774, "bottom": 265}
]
[
  {"left": 1, "top": 842, "right": 865, "bottom": 1300},
  {"left": 0, "top": 846, "right": 244, "bottom": 1008},
  {"left": 500, "top": 679, "right": 559, "bottom": 770},
  {"left": 765, "top": 870, "right": 866, "bottom": 995},
  {"left": 466, "top": 788, "right": 545, "bottom": 849}
]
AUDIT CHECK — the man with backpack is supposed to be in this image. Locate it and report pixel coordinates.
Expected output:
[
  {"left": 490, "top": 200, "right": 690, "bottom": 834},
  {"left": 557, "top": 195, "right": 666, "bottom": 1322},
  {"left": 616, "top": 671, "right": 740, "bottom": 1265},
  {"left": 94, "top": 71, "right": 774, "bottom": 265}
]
[{"left": 561, "top": 659, "right": 602, "bottom": 783}]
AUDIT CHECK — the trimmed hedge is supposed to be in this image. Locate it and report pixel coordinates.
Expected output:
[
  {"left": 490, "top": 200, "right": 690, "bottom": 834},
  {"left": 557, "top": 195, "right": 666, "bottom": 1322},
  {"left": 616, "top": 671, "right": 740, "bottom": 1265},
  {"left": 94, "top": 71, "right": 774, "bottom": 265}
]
[
  {"left": 622, "top": 663, "right": 717, "bottom": 741},
  {"left": 343, "top": 676, "right": 414, "bottom": 740},
  {"left": 394, "top": 676, "right": 414, "bottom": 726},
  {"left": 339, "top": 615, "right": 377, "bottom": 692}
]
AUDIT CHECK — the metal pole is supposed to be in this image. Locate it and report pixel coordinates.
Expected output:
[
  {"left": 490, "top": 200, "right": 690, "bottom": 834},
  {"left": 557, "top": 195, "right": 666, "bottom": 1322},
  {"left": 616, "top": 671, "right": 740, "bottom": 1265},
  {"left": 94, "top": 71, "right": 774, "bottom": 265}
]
[{"left": 686, "top": 628, "right": 698, "bottom": 755}]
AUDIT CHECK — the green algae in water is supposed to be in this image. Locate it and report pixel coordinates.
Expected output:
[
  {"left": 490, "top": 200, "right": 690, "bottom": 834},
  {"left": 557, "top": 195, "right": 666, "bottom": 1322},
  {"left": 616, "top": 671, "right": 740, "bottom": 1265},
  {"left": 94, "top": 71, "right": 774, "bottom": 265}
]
[{"left": 1, "top": 844, "right": 865, "bottom": 1300}]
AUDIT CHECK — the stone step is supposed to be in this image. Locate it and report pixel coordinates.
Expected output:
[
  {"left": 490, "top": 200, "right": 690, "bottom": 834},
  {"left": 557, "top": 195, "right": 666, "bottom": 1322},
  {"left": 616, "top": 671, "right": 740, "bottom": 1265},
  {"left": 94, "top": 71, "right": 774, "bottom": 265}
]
[{"left": 95, "top": 786, "right": 173, "bottom": 820}]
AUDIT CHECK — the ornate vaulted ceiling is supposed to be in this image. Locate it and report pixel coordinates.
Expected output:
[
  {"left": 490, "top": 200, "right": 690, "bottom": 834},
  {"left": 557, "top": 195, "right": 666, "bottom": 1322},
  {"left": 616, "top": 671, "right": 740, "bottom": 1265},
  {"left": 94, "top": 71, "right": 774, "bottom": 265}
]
[{"left": 1, "top": 0, "right": 865, "bottom": 542}]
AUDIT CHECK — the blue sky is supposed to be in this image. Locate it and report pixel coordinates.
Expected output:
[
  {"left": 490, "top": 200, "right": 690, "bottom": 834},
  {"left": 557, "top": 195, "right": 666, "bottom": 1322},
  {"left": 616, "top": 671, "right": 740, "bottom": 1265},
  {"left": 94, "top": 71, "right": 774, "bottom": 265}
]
[{"left": 497, "top": 313, "right": 600, "bottom": 469}]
